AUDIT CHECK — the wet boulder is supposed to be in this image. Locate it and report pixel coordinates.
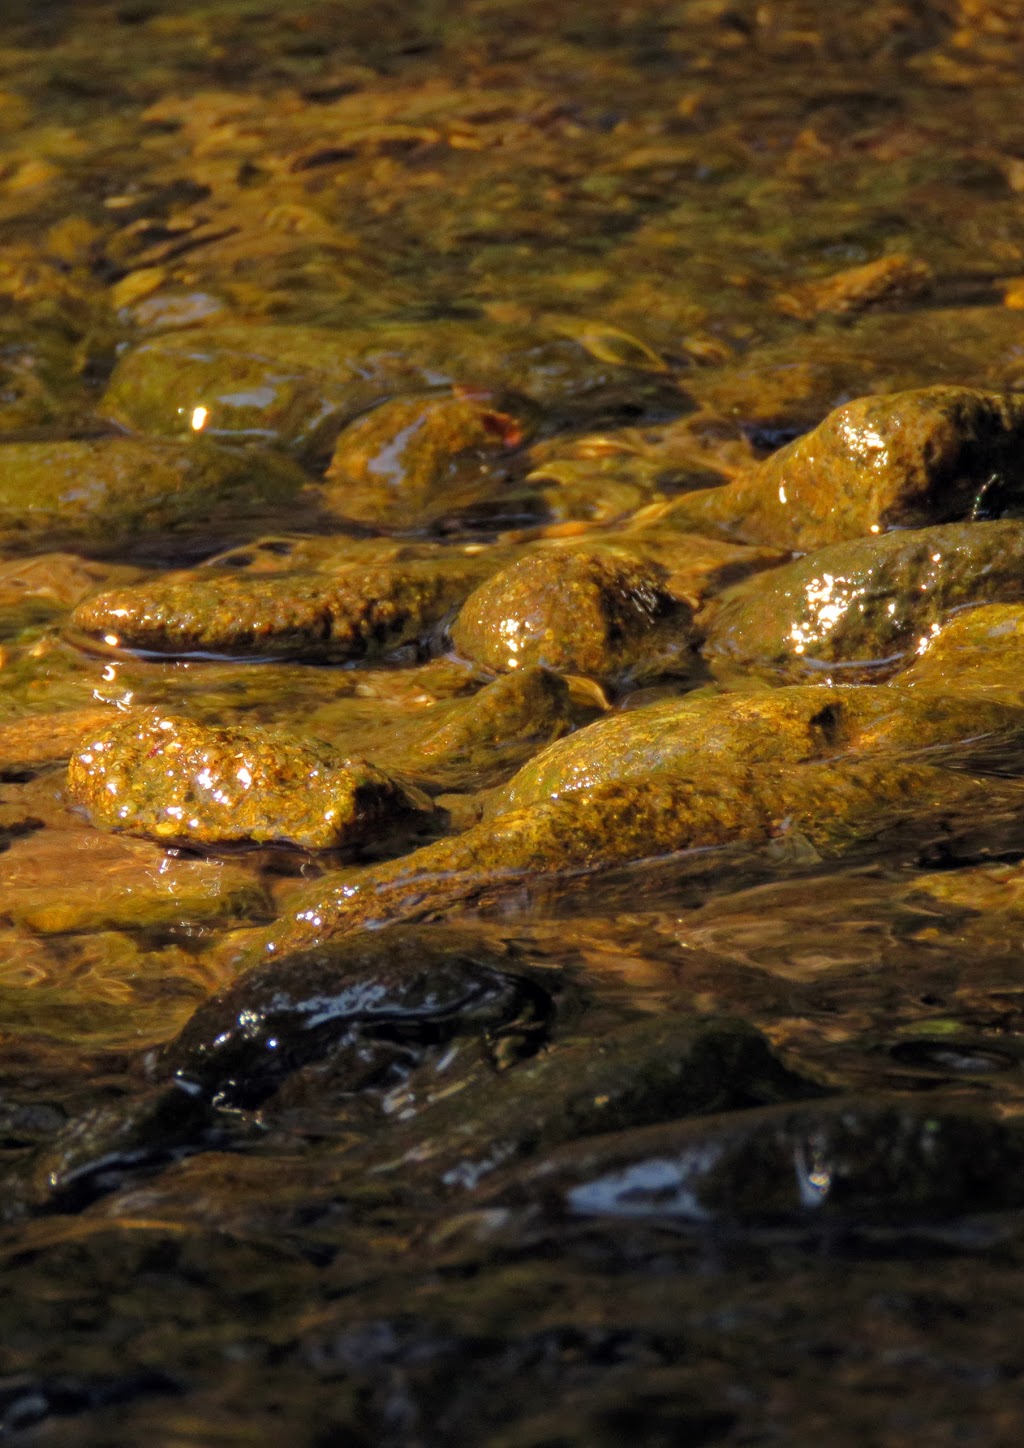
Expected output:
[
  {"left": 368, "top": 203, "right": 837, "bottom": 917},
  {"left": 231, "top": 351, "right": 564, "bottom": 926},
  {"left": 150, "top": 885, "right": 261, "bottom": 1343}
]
[
  {"left": 478, "top": 1097, "right": 1024, "bottom": 1225},
  {"left": 701, "top": 520, "right": 1024, "bottom": 681},
  {"left": 494, "top": 683, "right": 1024, "bottom": 814},
  {"left": 323, "top": 390, "right": 531, "bottom": 531},
  {"left": 66, "top": 709, "right": 432, "bottom": 850},
  {"left": 665, "top": 387, "right": 1024, "bottom": 551},
  {"left": 255, "top": 754, "right": 1024, "bottom": 953},
  {"left": 0, "top": 437, "right": 309, "bottom": 557},
  {"left": 450, "top": 548, "right": 698, "bottom": 688},
  {"left": 162, "top": 925, "right": 546, "bottom": 1108},
  {"left": 69, "top": 554, "right": 491, "bottom": 662}
]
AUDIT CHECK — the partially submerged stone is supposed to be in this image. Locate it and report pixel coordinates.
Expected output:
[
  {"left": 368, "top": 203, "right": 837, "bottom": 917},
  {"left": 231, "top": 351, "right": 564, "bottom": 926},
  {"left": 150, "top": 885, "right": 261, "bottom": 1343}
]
[
  {"left": 70, "top": 554, "right": 491, "bottom": 662},
  {"left": 0, "top": 554, "right": 142, "bottom": 638},
  {"left": 702, "top": 520, "right": 1024, "bottom": 681},
  {"left": 66, "top": 709, "right": 432, "bottom": 850},
  {"left": 0, "top": 437, "right": 309, "bottom": 556},
  {"left": 0, "top": 828, "right": 268, "bottom": 934},
  {"left": 388, "top": 666, "right": 596, "bottom": 792},
  {"left": 255, "top": 755, "right": 1024, "bottom": 953},
  {"left": 895, "top": 602, "right": 1024, "bottom": 693},
  {"left": 450, "top": 548, "right": 697, "bottom": 687},
  {"left": 323, "top": 390, "right": 530, "bottom": 531},
  {"left": 664, "top": 388, "right": 1024, "bottom": 551},
  {"left": 494, "top": 684, "right": 1024, "bottom": 814}
]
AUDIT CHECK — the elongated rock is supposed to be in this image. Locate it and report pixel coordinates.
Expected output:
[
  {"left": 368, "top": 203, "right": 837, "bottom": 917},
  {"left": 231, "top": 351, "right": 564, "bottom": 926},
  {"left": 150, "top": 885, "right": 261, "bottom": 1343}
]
[
  {"left": 0, "top": 437, "right": 308, "bottom": 555},
  {"left": 70, "top": 555, "right": 490, "bottom": 662},
  {"left": 664, "top": 387, "right": 1024, "bottom": 550},
  {"left": 701, "top": 520, "right": 1024, "bottom": 680},
  {"left": 66, "top": 709, "right": 432, "bottom": 849}
]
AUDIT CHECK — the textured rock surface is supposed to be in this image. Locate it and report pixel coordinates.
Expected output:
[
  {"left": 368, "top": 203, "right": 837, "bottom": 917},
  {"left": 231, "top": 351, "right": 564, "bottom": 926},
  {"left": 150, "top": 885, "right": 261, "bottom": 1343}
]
[
  {"left": 66, "top": 709, "right": 432, "bottom": 849},
  {"left": 701, "top": 520, "right": 1024, "bottom": 680},
  {"left": 664, "top": 388, "right": 1024, "bottom": 550},
  {"left": 451, "top": 547, "right": 697, "bottom": 686}
]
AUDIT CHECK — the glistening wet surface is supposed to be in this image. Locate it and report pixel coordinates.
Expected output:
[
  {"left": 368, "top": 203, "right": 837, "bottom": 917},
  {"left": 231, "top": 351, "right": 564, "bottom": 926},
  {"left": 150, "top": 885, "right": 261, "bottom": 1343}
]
[{"left": 4, "top": 2, "right": 1024, "bottom": 1443}]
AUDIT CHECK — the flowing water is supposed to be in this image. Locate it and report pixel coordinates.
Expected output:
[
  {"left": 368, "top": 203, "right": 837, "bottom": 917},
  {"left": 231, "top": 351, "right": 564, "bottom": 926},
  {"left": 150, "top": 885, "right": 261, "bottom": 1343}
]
[{"left": 3, "top": 3, "right": 1024, "bottom": 1443}]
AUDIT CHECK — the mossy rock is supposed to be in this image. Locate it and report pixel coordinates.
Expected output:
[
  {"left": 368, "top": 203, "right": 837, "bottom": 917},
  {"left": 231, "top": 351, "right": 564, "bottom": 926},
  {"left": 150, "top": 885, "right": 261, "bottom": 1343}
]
[
  {"left": 702, "top": 520, "right": 1024, "bottom": 681},
  {"left": 895, "top": 602, "right": 1024, "bottom": 694},
  {"left": 70, "top": 554, "right": 492, "bottom": 662},
  {"left": 0, "top": 437, "right": 309, "bottom": 557},
  {"left": 665, "top": 387, "right": 1024, "bottom": 551},
  {"left": 451, "top": 548, "right": 698, "bottom": 688},
  {"left": 66, "top": 708, "right": 433, "bottom": 850}
]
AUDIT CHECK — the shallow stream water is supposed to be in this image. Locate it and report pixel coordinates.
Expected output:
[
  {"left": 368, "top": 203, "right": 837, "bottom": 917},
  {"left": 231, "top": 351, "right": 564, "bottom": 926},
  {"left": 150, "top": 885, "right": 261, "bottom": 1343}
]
[{"left": 4, "top": 3, "right": 1024, "bottom": 1444}]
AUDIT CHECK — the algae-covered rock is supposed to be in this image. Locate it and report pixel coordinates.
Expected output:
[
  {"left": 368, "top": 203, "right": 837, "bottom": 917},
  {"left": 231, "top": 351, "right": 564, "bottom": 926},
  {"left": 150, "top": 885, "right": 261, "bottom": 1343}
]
[
  {"left": 494, "top": 683, "right": 1024, "bottom": 815},
  {"left": 323, "top": 391, "right": 530, "bottom": 531},
  {"left": 255, "top": 755, "right": 1024, "bottom": 953},
  {"left": 100, "top": 322, "right": 685, "bottom": 459},
  {"left": 450, "top": 548, "right": 697, "bottom": 687},
  {"left": 702, "top": 520, "right": 1024, "bottom": 681},
  {"left": 0, "top": 828, "right": 268, "bottom": 934},
  {"left": 0, "top": 437, "right": 309, "bottom": 556},
  {"left": 895, "top": 602, "right": 1024, "bottom": 694},
  {"left": 70, "top": 554, "right": 491, "bottom": 662},
  {"left": 66, "top": 709, "right": 432, "bottom": 850},
  {"left": 664, "top": 388, "right": 1024, "bottom": 551}
]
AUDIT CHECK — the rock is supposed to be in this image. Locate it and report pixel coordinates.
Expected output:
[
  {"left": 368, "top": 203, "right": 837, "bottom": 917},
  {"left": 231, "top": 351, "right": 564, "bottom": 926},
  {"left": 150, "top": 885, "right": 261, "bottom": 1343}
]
[
  {"left": 66, "top": 709, "right": 432, "bottom": 850},
  {"left": 361, "top": 1015, "right": 814, "bottom": 1198},
  {"left": 776, "top": 254, "right": 934, "bottom": 320},
  {"left": 0, "top": 438, "right": 309, "bottom": 557},
  {"left": 0, "top": 828, "right": 268, "bottom": 933},
  {"left": 894, "top": 602, "right": 1024, "bottom": 694},
  {"left": 494, "top": 683, "right": 1024, "bottom": 814},
  {"left": 0, "top": 707, "right": 118, "bottom": 774},
  {"left": 253, "top": 754, "right": 1024, "bottom": 954},
  {"left": 162, "top": 925, "right": 547, "bottom": 1108},
  {"left": 701, "top": 520, "right": 1024, "bottom": 681},
  {"left": 100, "top": 322, "right": 685, "bottom": 460},
  {"left": 323, "top": 390, "right": 530, "bottom": 531},
  {"left": 69, "top": 554, "right": 491, "bottom": 662},
  {"left": 478, "top": 1096, "right": 1024, "bottom": 1224},
  {"left": 450, "top": 548, "right": 698, "bottom": 687},
  {"left": 664, "top": 388, "right": 1024, "bottom": 550}
]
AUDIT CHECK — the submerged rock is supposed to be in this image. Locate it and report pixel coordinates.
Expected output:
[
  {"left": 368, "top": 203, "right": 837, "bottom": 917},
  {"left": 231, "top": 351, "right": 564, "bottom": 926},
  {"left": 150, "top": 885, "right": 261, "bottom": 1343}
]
[
  {"left": 0, "top": 828, "right": 268, "bottom": 934},
  {"left": 776, "top": 254, "right": 934, "bottom": 320},
  {"left": 70, "top": 554, "right": 490, "bottom": 662},
  {"left": 100, "top": 321, "right": 684, "bottom": 460},
  {"left": 66, "top": 709, "right": 432, "bottom": 850},
  {"left": 664, "top": 387, "right": 1024, "bottom": 550},
  {"left": 701, "top": 520, "right": 1024, "bottom": 680},
  {"left": 323, "top": 390, "right": 530, "bottom": 531},
  {"left": 362, "top": 1015, "right": 814, "bottom": 1197},
  {"left": 450, "top": 548, "right": 697, "bottom": 687},
  {"left": 478, "top": 1096, "right": 1024, "bottom": 1224},
  {"left": 0, "top": 437, "right": 308, "bottom": 556}
]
